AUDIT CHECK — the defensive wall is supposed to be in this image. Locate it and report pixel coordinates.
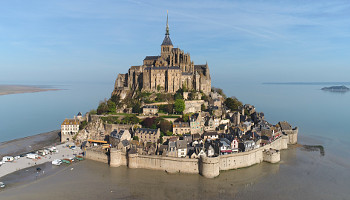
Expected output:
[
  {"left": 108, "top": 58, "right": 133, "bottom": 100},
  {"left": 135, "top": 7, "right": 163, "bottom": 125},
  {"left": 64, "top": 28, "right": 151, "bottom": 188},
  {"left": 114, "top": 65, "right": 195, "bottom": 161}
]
[
  {"left": 85, "top": 148, "right": 108, "bottom": 164},
  {"left": 88, "top": 129, "right": 297, "bottom": 178}
]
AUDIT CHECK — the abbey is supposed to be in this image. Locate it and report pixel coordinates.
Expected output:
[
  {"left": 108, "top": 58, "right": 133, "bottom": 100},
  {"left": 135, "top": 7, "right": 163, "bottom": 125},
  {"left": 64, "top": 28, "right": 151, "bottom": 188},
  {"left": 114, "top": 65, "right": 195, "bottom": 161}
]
[{"left": 115, "top": 13, "right": 211, "bottom": 95}]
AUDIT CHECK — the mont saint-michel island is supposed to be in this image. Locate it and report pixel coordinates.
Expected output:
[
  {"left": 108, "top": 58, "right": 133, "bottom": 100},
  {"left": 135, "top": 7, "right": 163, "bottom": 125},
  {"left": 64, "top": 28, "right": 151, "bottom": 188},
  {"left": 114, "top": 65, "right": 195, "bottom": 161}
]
[{"left": 0, "top": 14, "right": 298, "bottom": 180}]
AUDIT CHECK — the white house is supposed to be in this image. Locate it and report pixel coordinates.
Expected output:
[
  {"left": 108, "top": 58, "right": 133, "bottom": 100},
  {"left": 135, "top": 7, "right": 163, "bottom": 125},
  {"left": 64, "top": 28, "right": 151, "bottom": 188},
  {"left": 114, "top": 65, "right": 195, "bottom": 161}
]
[{"left": 61, "top": 119, "right": 79, "bottom": 142}]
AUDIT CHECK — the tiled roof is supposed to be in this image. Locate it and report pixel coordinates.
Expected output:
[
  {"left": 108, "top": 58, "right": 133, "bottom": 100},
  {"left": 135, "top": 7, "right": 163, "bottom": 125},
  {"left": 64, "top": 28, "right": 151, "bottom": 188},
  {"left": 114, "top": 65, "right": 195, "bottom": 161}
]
[
  {"left": 61, "top": 119, "right": 79, "bottom": 125},
  {"left": 173, "top": 122, "right": 190, "bottom": 128}
]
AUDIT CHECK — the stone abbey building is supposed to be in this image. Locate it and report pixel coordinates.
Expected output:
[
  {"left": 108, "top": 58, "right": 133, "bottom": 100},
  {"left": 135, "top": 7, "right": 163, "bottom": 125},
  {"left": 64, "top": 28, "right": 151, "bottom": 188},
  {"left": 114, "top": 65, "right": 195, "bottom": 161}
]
[{"left": 115, "top": 13, "right": 211, "bottom": 95}]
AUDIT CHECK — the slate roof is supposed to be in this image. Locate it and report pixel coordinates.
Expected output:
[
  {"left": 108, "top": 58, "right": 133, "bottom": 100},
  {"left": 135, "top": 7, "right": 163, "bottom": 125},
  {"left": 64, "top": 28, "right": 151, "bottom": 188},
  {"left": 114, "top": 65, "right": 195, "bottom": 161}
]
[
  {"left": 161, "top": 35, "right": 173, "bottom": 46},
  {"left": 144, "top": 66, "right": 180, "bottom": 70},
  {"left": 279, "top": 121, "right": 292, "bottom": 130},
  {"left": 143, "top": 105, "right": 158, "bottom": 109},
  {"left": 136, "top": 128, "right": 158, "bottom": 135},
  {"left": 144, "top": 56, "right": 160, "bottom": 60},
  {"left": 176, "top": 140, "right": 187, "bottom": 149}
]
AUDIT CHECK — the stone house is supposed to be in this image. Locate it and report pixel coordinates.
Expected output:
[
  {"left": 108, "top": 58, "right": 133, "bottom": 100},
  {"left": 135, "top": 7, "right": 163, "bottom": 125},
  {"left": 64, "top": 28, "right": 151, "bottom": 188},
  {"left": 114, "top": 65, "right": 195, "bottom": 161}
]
[
  {"left": 61, "top": 119, "right": 79, "bottom": 142},
  {"left": 209, "top": 106, "right": 222, "bottom": 117},
  {"left": 239, "top": 140, "right": 256, "bottom": 152},
  {"left": 232, "top": 111, "right": 241, "bottom": 126},
  {"left": 167, "top": 139, "right": 177, "bottom": 157},
  {"left": 143, "top": 105, "right": 158, "bottom": 115},
  {"left": 109, "top": 129, "right": 131, "bottom": 147},
  {"left": 190, "top": 113, "right": 203, "bottom": 134},
  {"left": 116, "top": 140, "right": 130, "bottom": 153},
  {"left": 184, "top": 100, "right": 204, "bottom": 114},
  {"left": 203, "top": 132, "right": 220, "bottom": 140},
  {"left": 206, "top": 144, "right": 215, "bottom": 157},
  {"left": 134, "top": 128, "right": 160, "bottom": 144},
  {"left": 182, "top": 134, "right": 193, "bottom": 144},
  {"left": 204, "top": 116, "right": 220, "bottom": 131},
  {"left": 173, "top": 122, "right": 190, "bottom": 135}
]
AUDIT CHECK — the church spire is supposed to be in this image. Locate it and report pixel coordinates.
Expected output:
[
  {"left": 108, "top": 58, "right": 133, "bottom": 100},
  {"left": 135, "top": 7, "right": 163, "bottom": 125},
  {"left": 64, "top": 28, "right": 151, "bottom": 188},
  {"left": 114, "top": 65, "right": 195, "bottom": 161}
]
[
  {"left": 166, "top": 10, "right": 169, "bottom": 36},
  {"left": 161, "top": 10, "right": 173, "bottom": 46}
]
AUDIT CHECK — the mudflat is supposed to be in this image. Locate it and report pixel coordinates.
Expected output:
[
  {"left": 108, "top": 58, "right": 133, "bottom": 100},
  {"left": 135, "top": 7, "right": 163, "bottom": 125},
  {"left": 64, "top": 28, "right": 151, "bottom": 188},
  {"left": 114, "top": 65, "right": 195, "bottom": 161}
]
[{"left": 0, "top": 85, "right": 58, "bottom": 96}]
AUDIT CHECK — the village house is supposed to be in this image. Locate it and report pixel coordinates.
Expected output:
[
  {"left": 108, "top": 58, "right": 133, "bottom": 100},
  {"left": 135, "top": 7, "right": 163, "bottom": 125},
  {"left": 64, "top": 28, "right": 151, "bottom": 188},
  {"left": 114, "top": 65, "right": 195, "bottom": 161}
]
[
  {"left": 203, "top": 132, "right": 220, "bottom": 140},
  {"left": 134, "top": 128, "right": 160, "bottom": 144},
  {"left": 61, "top": 119, "right": 79, "bottom": 142},
  {"left": 239, "top": 140, "right": 256, "bottom": 152},
  {"left": 219, "top": 138, "right": 232, "bottom": 155},
  {"left": 143, "top": 105, "right": 158, "bottom": 115},
  {"left": 173, "top": 121, "right": 191, "bottom": 135},
  {"left": 176, "top": 140, "right": 188, "bottom": 158},
  {"left": 109, "top": 129, "right": 132, "bottom": 147},
  {"left": 190, "top": 113, "right": 203, "bottom": 134},
  {"left": 204, "top": 116, "right": 220, "bottom": 131},
  {"left": 167, "top": 138, "right": 177, "bottom": 157},
  {"left": 205, "top": 144, "right": 215, "bottom": 157},
  {"left": 209, "top": 106, "right": 222, "bottom": 117},
  {"left": 184, "top": 100, "right": 205, "bottom": 114}
]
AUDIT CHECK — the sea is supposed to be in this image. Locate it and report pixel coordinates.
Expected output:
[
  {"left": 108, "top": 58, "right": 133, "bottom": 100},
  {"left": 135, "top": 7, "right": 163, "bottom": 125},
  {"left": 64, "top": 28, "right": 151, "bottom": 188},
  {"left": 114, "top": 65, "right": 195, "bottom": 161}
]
[{"left": 0, "top": 80, "right": 350, "bottom": 199}]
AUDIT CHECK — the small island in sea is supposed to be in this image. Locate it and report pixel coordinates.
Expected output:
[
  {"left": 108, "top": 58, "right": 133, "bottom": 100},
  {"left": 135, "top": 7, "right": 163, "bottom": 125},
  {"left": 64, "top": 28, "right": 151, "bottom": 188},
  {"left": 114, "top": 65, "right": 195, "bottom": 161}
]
[
  {"left": 321, "top": 85, "right": 350, "bottom": 92},
  {"left": 0, "top": 13, "right": 298, "bottom": 182}
]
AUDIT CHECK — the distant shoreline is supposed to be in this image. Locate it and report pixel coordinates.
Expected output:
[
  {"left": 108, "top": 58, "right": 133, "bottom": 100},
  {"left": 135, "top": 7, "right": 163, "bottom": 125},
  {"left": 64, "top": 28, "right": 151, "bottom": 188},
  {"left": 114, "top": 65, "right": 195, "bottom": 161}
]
[{"left": 0, "top": 85, "right": 60, "bottom": 96}]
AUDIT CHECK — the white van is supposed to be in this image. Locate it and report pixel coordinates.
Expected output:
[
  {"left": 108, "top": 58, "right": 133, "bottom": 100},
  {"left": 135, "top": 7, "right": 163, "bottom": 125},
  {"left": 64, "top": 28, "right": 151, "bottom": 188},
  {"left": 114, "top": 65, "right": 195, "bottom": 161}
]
[
  {"left": 26, "top": 153, "right": 38, "bottom": 159},
  {"left": 2, "top": 156, "right": 14, "bottom": 162}
]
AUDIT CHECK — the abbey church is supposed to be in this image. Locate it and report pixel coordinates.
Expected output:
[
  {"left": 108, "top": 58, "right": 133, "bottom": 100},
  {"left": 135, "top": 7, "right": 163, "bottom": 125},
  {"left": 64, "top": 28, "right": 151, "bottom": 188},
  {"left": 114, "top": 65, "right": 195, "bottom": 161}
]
[{"left": 115, "top": 13, "right": 211, "bottom": 95}]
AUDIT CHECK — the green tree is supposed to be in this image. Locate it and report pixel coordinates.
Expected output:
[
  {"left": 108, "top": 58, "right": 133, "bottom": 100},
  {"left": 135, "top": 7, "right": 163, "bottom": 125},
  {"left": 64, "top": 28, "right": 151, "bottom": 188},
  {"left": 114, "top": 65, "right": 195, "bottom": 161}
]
[
  {"left": 133, "top": 136, "right": 139, "bottom": 141},
  {"left": 121, "top": 115, "right": 139, "bottom": 124},
  {"left": 132, "top": 101, "right": 141, "bottom": 113},
  {"left": 174, "top": 99, "right": 185, "bottom": 114},
  {"left": 97, "top": 100, "right": 109, "bottom": 115},
  {"left": 110, "top": 94, "right": 120, "bottom": 105},
  {"left": 107, "top": 100, "right": 116, "bottom": 113},
  {"left": 201, "top": 104, "right": 206, "bottom": 111},
  {"left": 159, "top": 120, "right": 172, "bottom": 133},
  {"left": 224, "top": 97, "right": 243, "bottom": 111}
]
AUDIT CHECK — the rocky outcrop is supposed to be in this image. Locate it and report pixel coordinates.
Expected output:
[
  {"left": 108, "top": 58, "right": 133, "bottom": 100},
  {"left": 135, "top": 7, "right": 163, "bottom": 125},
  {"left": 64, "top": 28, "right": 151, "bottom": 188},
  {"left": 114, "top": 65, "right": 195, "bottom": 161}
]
[{"left": 76, "top": 117, "right": 106, "bottom": 142}]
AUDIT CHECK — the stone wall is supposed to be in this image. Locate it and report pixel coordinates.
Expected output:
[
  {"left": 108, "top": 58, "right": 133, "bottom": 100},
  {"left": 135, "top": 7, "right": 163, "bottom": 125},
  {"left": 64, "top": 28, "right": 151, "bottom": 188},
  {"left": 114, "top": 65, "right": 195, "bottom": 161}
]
[
  {"left": 127, "top": 154, "right": 199, "bottom": 174},
  {"left": 85, "top": 148, "right": 108, "bottom": 164},
  {"left": 105, "top": 135, "right": 292, "bottom": 178}
]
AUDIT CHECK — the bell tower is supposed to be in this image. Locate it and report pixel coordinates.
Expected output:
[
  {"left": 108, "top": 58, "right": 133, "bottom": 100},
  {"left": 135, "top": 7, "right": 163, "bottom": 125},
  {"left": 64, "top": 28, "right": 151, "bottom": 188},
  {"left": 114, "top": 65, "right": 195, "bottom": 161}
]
[{"left": 161, "top": 10, "right": 173, "bottom": 60}]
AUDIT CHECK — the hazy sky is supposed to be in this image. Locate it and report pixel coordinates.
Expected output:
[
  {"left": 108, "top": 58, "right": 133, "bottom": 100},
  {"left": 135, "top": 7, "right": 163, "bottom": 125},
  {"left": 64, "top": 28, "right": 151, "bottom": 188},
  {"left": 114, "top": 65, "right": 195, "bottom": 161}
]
[{"left": 1, "top": 0, "right": 350, "bottom": 85}]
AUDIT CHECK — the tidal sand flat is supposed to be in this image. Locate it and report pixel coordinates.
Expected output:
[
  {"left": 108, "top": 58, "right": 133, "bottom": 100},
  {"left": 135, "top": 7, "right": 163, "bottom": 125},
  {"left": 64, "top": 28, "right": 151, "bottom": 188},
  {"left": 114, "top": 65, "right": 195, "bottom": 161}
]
[{"left": 0, "top": 85, "right": 59, "bottom": 96}]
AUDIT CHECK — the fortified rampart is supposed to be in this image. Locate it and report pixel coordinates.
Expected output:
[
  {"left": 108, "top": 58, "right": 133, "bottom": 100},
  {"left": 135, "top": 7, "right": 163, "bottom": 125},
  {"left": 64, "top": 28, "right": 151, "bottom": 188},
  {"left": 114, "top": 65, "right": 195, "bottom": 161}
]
[
  {"left": 85, "top": 148, "right": 108, "bottom": 164},
  {"left": 86, "top": 130, "right": 297, "bottom": 178}
]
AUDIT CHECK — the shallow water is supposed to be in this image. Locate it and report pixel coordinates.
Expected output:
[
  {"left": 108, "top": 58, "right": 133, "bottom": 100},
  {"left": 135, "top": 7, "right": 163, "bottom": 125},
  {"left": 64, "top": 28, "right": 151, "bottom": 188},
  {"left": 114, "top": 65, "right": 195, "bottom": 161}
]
[
  {"left": 0, "top": 144, "right": 349, "bottom": 200},
  {"left": 1, "top": 81, "right": 350, "bottom": 199}
]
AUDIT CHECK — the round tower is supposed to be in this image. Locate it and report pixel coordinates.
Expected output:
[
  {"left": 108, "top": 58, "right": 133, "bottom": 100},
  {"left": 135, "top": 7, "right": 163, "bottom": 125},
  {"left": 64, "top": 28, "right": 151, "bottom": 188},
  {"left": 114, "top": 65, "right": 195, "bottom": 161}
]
[
  {"left": 109, "top": 148, "right": 122, "bottom": 167},
  {"left": 199, "top": 156, "right": 220, "bottom": 178}
]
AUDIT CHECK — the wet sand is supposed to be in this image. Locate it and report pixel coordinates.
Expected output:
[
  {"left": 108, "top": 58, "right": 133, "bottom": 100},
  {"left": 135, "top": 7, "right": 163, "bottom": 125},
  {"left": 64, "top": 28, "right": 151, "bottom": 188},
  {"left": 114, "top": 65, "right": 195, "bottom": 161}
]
[
  {"left": 0, "top": 85, "right": 59, "bottom": 96},
  {"left": 1, "top": 137, "right": 349, "bottom": 200},
  {"left": 0, "top": 130, "right": 60, "bottom": 158}
]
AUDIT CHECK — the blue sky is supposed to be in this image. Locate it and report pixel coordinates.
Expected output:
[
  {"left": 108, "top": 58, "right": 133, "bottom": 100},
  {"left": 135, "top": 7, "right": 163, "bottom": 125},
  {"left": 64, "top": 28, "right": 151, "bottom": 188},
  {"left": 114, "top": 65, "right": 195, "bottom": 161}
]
[{"left": 1, "top": 0, "right": 350, "bottom": 85}]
